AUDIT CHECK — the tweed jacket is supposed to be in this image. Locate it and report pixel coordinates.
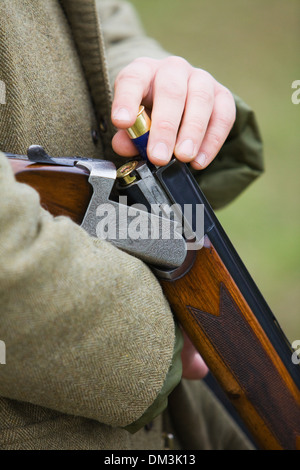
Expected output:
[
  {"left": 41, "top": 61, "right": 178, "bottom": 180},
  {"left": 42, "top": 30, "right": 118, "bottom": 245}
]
[{"left": 0, "top": 0, "right": 262, "bottom": 450}]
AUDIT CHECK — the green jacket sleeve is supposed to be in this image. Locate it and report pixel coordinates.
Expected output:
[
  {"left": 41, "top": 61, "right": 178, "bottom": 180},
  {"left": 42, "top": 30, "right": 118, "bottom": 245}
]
[
  {"left": 125, "top": 322, "right": 183, "bottom": 433},
  {"left": 0, "top": 152, "right": 180, "bottom": 429}
]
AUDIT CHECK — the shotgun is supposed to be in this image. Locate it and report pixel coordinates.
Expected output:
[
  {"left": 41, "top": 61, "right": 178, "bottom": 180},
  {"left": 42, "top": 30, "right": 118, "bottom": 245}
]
[{"left": 6, "top": 108, "right": 300, "bottom": 450}]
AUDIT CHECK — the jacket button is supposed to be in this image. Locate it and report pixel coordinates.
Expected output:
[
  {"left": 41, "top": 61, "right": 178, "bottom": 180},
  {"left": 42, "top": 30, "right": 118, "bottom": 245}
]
[
  {"left": 91, "top": 129, "right": 99, "bottom": 144},
  {"left": 99, "top": 118, "right": 108, "bottom": 133},
  {"left": 144, "top": 421, "right": 153, "bottom": 431},
  {"left": 162, "top": 432, "right": 175, "bottom": 450}
]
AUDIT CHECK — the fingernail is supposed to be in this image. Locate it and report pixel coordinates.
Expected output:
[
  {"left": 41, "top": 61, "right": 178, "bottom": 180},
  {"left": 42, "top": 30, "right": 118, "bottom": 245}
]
[
  {"left": 194, "top": 152, "right": 207, "bottom": 168},
  {"left": 176, "top": 139, "right": 195, "bottom": 159},
  {"left": 113, "top": 107, "right": 131, "bottom": 123},
  {"left": 151, "top": 142, "right": 170, "bottom": 163}
]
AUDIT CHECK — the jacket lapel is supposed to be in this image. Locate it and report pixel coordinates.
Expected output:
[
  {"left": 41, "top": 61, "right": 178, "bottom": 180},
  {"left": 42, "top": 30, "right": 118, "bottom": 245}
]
[{"left": 60, "top": 0, "right": 121, "bottom": 163}]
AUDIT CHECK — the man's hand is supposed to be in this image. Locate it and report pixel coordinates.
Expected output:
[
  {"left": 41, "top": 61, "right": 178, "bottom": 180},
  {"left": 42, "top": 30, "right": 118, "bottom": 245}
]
[
  {"left": 111, "top": 56, "right": 236, "bottom": 169},
  {"left": 181, "top": 330, "right": 208, "bottom": 380},
  {"left": 112, "top": 56, "right": 223, "bottom": 379}
]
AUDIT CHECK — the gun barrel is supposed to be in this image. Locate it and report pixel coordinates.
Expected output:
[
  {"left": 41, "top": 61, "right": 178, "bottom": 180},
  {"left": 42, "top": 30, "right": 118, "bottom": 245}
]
[{"left": 126, "top": 110, "right": 300, "bottom": 450}]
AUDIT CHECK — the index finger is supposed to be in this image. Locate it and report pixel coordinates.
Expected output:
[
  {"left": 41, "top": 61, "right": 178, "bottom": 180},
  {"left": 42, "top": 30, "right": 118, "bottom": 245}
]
[{"left": 111, "top": 58, "right": 157, "bottom": 128}]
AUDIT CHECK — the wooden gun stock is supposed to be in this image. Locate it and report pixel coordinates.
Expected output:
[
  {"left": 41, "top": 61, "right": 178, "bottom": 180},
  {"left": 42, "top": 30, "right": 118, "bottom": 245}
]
[
  {"left": 8, "top": 156, "right": 300, "bottom": 450},
  {"left": 161, "top": 236, "right": 300, "bottom": 450},
  {"left": 9, "top": 158, "right": 92, "bottom": 224}
]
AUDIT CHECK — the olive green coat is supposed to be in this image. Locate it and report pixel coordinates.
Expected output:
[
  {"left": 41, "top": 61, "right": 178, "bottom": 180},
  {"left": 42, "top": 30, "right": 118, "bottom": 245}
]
[{"left": 0, "top": 0, "right": 262, "bottom": 450}]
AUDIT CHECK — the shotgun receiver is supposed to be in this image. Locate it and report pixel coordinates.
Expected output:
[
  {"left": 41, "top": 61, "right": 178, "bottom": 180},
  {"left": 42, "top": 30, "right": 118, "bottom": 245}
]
[{"left": 7, "top": 114, "right": 300, "bottom": 450}]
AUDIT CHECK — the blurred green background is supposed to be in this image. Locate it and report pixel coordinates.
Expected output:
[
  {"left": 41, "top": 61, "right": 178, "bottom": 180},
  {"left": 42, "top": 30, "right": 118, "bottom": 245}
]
[{"left": 130, "top": 0, "right": 300, "bottom": 342}]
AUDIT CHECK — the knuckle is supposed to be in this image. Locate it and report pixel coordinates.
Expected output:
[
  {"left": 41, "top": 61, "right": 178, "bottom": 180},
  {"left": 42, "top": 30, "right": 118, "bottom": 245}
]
[
  {"left": 164, "top": 55, "right": 189, "bottom": 69},
  {"left": 115, "top": 59, "right": 152, "bottom": 85},
  {"left": 193, "top": 68, "right": 215, "bottom": 84},
  {"left": 190, "top": 71, "right": 215, "bottom": 104},
  {"left": 156, "top": 119, "right": 178, "bottom": 135},
  {"left": 207, "top": 130, "right": 223, "bottom": 150},
  {"left": 196, "top": 68, "right": 214, "bottom": 83},
  {"left": 115, "top": 67, "right": 140, "bottom": 85},
  {"left": 132, "top": 56, "right": 154, "bottom": 65},
  {"left": 218, "top": 86, "right": 237, "bottom": 120},
  {"left": 158, "top": 80, "right": 186, "bottom": 101},
  {"left": 185, "top": 118, "right": 206, "bottom": 137},
  {"left": 193, "top": 87, "right": 214, "bottom": 105},
  {"left": 131, "top": 57, "right": 157, "bottom": 72},
  {"left": 216, "top": 111, "right": 235, "bottom": 130},
  {"left": 155, "top": 57, "right": 190, "bottom": 100}
]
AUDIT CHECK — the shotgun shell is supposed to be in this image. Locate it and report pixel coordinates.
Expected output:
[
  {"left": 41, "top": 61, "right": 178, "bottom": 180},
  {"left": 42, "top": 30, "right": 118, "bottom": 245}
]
[
  {"left": 116, "top": 160, "right": 139, "bottom": 186},
  {"left": 126, "top": 106, "right": 151, "bottom": 161}
]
